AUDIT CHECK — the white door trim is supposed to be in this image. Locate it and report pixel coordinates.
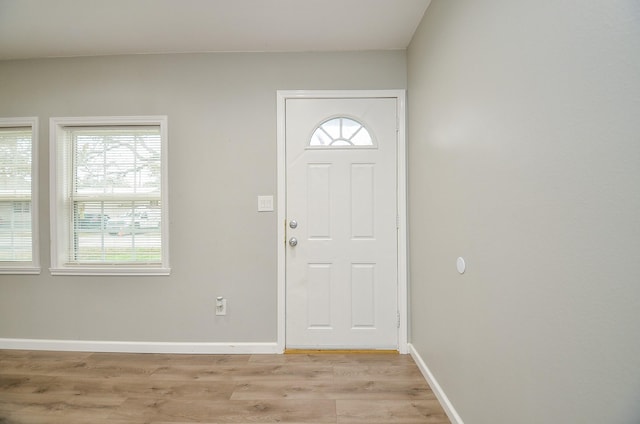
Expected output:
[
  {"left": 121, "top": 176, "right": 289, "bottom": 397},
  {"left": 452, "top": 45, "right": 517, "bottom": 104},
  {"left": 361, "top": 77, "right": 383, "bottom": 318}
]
[{"left": 276, "top": 90, "right": 407, "bottom": 353}]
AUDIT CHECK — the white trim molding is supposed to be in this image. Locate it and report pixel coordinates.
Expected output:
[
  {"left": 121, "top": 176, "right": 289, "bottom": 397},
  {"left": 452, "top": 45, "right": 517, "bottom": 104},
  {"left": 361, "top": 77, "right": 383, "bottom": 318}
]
[
  {"left": 276, "top": 90, "right": 408, "bottom": 353},
  {"left": 408, "top": 343, "right": 465, "bottom": 424},
  {"left": 0, "top": 267, "right": 41, "bottom": 275},
  {"left": 0, "top": 338, "right": 281, "bottom": 354}
]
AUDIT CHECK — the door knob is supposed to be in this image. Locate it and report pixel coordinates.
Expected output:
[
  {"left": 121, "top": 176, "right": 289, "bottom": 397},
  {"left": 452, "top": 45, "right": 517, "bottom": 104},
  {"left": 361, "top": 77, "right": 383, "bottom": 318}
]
[
  {"left": 289, "top": 220, "right": 298, "bottom": 229},
  {"left": 289, "top": 237, "right": 298, "bottom": 247}
]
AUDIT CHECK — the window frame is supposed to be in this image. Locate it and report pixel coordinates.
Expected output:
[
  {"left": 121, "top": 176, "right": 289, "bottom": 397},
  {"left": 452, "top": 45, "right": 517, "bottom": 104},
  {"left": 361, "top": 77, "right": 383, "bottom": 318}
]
[
  {"left": 49, "top": 116, "right": 170, "bottom": 276},
  {"left": 0, "top": 117, "right": 40, "bottom": 274}
]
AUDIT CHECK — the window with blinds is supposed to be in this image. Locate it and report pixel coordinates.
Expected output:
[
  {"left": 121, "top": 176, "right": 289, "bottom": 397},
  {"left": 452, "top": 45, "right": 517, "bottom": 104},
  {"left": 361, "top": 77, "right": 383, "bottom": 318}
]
[
  {"left": 50, "top": 117, "right": 169, "bottom": 275},
  {"left": 0, "top": 118, "right": 39, "bottom": 274}
]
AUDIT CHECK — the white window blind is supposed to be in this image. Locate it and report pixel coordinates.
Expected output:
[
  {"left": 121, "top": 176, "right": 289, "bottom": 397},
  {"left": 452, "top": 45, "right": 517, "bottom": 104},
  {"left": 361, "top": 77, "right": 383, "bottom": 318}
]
[
  {"left": 50, "top": 117, "right": 169, "bottom": 275},
  {"left": 0, "top": 119, "right": 39, "bottom": 273}
]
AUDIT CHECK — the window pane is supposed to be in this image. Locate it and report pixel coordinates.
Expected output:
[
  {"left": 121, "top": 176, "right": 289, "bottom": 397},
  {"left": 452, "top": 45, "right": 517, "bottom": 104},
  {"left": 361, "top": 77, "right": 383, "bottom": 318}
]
[
  {"left": 73, "top": 127, "right": 161, "bottom": 196},
  {"left": 0, "top": 127, "right": 32, "bottom": 262},
  {"left": 0, "top": 201, "right": 32, "bottom": 261},
  {"left": 351, "top": 128, "right": 373, "bottom": 146},
  {"left": 72, "top": 200, "right": 162, "bottom": 263},
  {"left": 341, "top": 118, "right": 362, "bottom": 139},
  {"left": 322, "top": 118, "right": 341, "bottom": 139},
  {"left": 332, "top": 140, "right": 351, "bottom": 146},
  {"left": 310, "top": 128, "right": 332, "bottom": 146}
]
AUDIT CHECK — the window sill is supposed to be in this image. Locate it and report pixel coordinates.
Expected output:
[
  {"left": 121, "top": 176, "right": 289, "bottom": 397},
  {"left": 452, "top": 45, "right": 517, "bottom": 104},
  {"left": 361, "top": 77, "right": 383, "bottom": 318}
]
[
  {"left": 49, "top": 267, "right": 171, "bottom": 276},
  {"left": 0, "top": 267, "right": 41, "bottom": 275}
]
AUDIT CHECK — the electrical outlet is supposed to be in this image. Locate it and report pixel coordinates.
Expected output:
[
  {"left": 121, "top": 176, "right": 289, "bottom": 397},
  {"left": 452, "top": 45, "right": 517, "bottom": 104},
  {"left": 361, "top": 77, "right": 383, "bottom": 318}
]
[{"left": 215, "top": 297, "right": 227, "bottom": 316}]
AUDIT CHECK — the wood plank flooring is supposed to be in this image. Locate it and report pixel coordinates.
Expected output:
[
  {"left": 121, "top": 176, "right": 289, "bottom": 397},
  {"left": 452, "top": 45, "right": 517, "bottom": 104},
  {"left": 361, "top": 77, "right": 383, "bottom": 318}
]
[{"left": 0, "top": 350, "right": 451, "bottom": 424}]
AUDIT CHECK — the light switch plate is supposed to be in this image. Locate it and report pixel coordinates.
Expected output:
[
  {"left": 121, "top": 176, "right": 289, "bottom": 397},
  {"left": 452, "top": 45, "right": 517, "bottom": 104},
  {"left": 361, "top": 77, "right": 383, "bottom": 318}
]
[{"left": 258, "top": 195, "right": 274, "bottom": 212}]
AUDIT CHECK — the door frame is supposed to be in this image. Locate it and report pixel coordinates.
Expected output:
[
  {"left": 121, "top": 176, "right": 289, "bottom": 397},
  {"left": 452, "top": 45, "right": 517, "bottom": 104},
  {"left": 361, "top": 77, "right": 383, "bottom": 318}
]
[{"left": 276, "top": 90, "right": 408, "bottom": 354}]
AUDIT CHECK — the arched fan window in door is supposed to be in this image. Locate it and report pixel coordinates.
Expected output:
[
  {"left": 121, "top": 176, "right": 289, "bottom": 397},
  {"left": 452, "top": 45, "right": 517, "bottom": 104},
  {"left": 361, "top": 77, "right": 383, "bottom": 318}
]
[{"left": 309, "top": 117, "right": 374, "bottom": 147}]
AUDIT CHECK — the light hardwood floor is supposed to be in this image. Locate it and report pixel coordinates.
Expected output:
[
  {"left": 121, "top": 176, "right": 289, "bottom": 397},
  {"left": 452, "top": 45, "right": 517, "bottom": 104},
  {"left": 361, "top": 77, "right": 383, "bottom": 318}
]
[{"left": 0, "top": 350, "right": 451, "bottom": 423}]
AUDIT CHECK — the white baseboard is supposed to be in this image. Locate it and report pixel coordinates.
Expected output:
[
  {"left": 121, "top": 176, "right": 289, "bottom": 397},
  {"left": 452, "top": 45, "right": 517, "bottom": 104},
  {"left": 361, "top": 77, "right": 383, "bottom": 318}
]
[
  {"left": 0, "top": 338, "right": 281, "bottom": 354},
  {"left": 408, "top": 343, "right": 465, "bottom": 424}
]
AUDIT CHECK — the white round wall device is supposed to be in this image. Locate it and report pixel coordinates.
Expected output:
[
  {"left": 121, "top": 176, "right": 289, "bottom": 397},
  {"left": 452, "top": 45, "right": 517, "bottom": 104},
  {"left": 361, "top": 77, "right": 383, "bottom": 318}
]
[{"left": 456, "top": 257, "right": 466, "bottom": 274}]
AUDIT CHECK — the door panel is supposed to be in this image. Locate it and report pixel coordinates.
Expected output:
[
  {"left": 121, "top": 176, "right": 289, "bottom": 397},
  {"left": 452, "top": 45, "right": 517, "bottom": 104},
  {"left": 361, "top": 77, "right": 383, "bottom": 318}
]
[{"left": 285, "top": 97, "right": 398, "bottom": 349}]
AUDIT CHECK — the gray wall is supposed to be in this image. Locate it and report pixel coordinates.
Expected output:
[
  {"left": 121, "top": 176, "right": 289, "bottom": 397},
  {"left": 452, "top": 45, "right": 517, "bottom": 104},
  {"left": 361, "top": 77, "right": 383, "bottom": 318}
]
[
  {"left": 0, "top": 51, "right": 406, "bottom": 342},
  {"left": 407, "top": 1, "right": 640, "bottom": 423}
]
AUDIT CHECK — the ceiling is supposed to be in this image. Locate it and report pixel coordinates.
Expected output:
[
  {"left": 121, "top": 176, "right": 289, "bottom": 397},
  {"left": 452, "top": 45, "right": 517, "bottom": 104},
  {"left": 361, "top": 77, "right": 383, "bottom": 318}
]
[{"left": 0, "top": 0, "right": 431, "bottom": 60}]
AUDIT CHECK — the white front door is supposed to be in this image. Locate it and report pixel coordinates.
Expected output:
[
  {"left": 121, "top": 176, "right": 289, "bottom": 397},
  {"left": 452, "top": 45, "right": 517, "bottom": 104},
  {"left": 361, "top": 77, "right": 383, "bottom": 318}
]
[{"left": 285, "top": 96, "right": 399, "bottom": 349}]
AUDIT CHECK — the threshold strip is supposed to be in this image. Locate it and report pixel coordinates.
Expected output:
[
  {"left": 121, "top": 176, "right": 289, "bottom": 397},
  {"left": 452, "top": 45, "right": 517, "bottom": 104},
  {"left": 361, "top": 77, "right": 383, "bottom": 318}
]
[{"left": 285, "top": 349, "right": 398, "bottom": 355}]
